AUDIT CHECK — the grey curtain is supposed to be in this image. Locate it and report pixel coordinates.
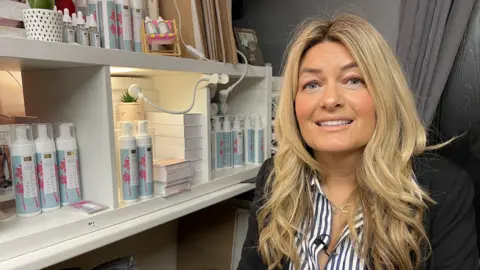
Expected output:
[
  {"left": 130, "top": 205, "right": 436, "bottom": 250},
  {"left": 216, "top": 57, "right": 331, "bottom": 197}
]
[{"left": 396, "top": 0, "right": 476, "bottom": 128}]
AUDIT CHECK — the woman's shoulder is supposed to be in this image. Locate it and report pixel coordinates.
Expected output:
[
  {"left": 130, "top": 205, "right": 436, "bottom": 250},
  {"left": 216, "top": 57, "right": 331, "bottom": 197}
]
[
  {"left": 255, "top": 158, "right": 275, "bottom": 186},
  {"left": 413, "top": 153, "right": 478, "bottom": 268},
  {"left": 252, "top": 158, "right": 275, "bottom": 202},
  {"left": 412, "top": 152, "right": 473, "bottom": 199}
]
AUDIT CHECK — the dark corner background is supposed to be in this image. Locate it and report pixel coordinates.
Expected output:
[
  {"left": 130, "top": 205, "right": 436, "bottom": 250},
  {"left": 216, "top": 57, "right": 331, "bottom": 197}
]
[{"left": 231, "top": 0, "right": 403, "bottom": 76}]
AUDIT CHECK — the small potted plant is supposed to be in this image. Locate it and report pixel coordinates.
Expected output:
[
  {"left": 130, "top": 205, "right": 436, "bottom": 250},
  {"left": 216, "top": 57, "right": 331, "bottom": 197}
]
[
  {"left": 22, "top": 0, "right": 63, "bottom": 42},
  {"left": 117, "top": 90, "right": 145, "bottom": 122}
]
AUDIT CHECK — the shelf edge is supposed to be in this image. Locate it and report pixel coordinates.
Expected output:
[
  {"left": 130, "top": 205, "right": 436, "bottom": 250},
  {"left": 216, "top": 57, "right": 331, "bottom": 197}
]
[{"left": 0, "top": 183, "right": 254, "bottom": 270}]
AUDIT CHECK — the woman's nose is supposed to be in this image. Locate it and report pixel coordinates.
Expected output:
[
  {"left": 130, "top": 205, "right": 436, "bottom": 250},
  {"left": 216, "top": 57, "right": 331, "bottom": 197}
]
[{"left": 319, "top": 82, "right": 344, "bottom": 110}]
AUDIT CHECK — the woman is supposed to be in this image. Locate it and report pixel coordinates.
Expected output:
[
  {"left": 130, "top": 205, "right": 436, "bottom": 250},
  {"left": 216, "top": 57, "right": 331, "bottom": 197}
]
[{"left": 238, "top": 14, "right": 478, "bottom": 270}]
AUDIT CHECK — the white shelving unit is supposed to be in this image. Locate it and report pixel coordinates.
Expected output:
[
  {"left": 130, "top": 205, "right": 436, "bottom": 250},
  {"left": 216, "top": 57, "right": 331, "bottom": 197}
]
[{"left": 0, "top": 36, "right": 272, "bottom": 269}]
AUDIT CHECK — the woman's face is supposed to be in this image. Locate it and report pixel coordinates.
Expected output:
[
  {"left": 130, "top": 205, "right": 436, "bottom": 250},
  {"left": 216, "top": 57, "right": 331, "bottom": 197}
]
[{"left": 295, "top": 41, "right": 376, "bottom": 157}]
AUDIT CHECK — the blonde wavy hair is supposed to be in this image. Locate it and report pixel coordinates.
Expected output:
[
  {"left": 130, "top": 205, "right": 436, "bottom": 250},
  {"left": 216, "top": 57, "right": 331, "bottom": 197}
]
[{"left": 258, "top": 14, "right": 433, "bottom": 269}]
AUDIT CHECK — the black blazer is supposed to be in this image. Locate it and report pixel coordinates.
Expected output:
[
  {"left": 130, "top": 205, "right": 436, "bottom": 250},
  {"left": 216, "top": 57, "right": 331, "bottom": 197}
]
[{"left": 238, "top": 154, "right": 479, "bottom": 269}]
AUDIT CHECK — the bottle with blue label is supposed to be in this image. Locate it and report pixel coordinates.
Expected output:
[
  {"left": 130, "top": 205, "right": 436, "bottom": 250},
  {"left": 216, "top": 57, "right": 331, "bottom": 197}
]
[
  {"left": 33, "top": 123, "right": 60, "bottom": 212},
  {"left": 254, "top": 116, "right": 265, "bottom": 164},
  {"left": 232, "top": 116, "right": 244, "bottom": 167},
  {"left": 115, "top": 0, "right": 133, "bottom": 51},
  {"left": 55, "top": 123, "right": 82, "bottom": 205},
  {"left": 130, "top": 0, "right": 143, "bottom": 52},
  {"left": 223, "top": 116, "right": 233, "bottom": 168},
  {"left": 10, "top": 124, "right": 41, "bottom": 217},
  {"left": 244, "top": 116, "right": 255, "bottom": 164},
  {"left": 135, "top": 120, "right": 153, "bottom": 199},
  {"left": 212, "top": 117, "right": 224, "bottom": 170},
  {"left": 118, "top": 121, "right": 139, "bottom": 203}
]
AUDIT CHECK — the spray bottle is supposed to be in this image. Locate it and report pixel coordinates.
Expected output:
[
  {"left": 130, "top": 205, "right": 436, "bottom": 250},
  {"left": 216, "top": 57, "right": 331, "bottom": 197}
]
[
  {"left": 55, "top": 123, "right": 82, "bottom": 205},
  {"left": 10, "top": 124, "right": 41, "bottom": 217},
  {"left": 62, "top": 8, "right": 75, "bottom": 43},
  {"left": 88, "top": 14, "right": 101, "bottom": 47},
  {"left": 232, "top": 116, "right": 244, "bottom": 167},
  {"left": 33, "top": 124, "right": 60, "bottom": 212},
  {"left": 212, "top": 117, "right": 224, "bottom": 170},
  {"left": 76, "top": 11, "right": 89, "bottom": 46},
  {"left": 118, "top": 121, "right": 139, "bottom": 203},
  {"left": 254, "top": 116, "right": 265, "bottom": 164},
  {"left": 244, "top": 116, "right": 255, "bottom": 164},
  {"left": 130, "top": 0, "right": 143, "bottom": 52},
  {"left": 135, "top": 120, "right": 153, "bottom": 199},
  {"left": 223, "top": 116, "right": 233, "bottom": 168}
]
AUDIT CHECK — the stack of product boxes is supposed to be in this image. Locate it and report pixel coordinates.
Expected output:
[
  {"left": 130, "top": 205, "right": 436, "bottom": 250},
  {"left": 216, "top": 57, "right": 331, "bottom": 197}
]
[
  {"left": 146, "top": 112, "right": 202, "bottom": 191},
  {"left": 153, "top": 158, "right": 193, "bottom": 197}
]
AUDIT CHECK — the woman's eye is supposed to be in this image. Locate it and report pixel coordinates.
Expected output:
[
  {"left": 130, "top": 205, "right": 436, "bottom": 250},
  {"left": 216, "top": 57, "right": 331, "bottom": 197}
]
[
  {"left": 344, "top": 77, "right": 365, "bottom": 89},
  {"left": 303, "top": 81, "right": 320, "bottom": 90},
  {"left": 346, "top": 78, "right": 364, "bottom": 85}
]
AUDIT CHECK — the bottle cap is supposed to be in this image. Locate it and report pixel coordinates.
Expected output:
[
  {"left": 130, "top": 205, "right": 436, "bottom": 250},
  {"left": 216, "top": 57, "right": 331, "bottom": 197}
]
[
  {"left": 58, "top": 123, "right": 74, "bottom": 140},
  {"left": 87, "top": 14, "right": 95, "bottom": 27},
  {"left": 223, "top": 116, "right": 231, "bottom": 130},
  {"left": 33, "top": 123, "right": 54, "bottom": 142},
  {"left": 255, "top": 116, "right": 263, "bottom": 128},
  {"left": 63, "top": 8, "right": 71, "bottom": 23},
  {"left": 233, "top": 115, "right": 241, "bottom": 129},
  {"left": 136, "top": 120, "right": 150, "bottom": 137},
  {"left": 213, "top": 117, "right": 222, "bottom": 131},
  {"left": 14, "top": 125, "right": 30, "bottom": 142},
  {"left": 120, "top": 121, "right": 133, "bottom": 138},
  {"left": 244, "top": 116, "right": 251, "bottom": 128},
  {"left": 77, "top": 11, "right": 85, "bottom": 25},
  {"left": 71, "top": 13, "right": 77, "bottom": 26}
]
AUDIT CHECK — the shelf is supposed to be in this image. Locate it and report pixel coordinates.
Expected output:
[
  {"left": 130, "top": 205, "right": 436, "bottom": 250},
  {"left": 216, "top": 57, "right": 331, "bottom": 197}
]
[
  {"left": 0, "top": 164, "right": 260, "bottom": 268},
  {"left": 0, "top": 191, "right": 13, "bottom": 203},
  {"left": 0, "top": 183, "right": 255, "bottom": 270},
  {"left": 0, "top": 37, "right": 266, "bottom": 78}
]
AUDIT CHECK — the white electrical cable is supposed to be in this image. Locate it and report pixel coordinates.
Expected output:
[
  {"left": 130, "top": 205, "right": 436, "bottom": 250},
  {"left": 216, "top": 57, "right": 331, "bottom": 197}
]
[
  {"left": 130, "top": 78, "right": 209, "bottom": 115},
  {"left": 173, "top": 0, "right": 211, "bottom": 61},
  {"left": 219, "top": 50, "right": 248, "bottom": 100},
  {"left": 7, "top": 71, "right": 22, "bottom": 89}
]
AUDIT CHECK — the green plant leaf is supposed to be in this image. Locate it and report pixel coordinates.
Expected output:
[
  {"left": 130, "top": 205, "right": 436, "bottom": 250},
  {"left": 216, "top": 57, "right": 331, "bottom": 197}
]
[
  {"left": 120, "top": 90, "right": 138, "bottom": 103},
  {"left": 30, "top": 0, "right": 54, "bottom": 9}
]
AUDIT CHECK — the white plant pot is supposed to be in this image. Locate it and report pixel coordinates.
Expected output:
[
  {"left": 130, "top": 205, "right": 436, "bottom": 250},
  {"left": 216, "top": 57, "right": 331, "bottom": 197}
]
[
  {"left": 117, "top": 103, "right": 144, "bottom": 122},
  {"left": 22, "top": 8, "right": 62, "bottom": 42}
]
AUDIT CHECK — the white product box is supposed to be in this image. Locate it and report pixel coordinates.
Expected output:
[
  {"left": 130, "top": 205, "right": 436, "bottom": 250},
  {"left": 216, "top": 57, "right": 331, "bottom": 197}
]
[
  {"left": 155, "top": 147, "right": 203, "bottom": 161},
  {"left": 151, "top": 123, "right": 202, "bottom": 138},
  {"left": 191, "top": 160, "right": 202, "bottom": 172},
  {"left": 153, "top": 136, "right": 202, "bottom": 150},
  {"left": 153, "top": 166, "right": 193, "bottom": 183},
  {"left": 146, "top": 112, "right": 202, "bottom": 126}
]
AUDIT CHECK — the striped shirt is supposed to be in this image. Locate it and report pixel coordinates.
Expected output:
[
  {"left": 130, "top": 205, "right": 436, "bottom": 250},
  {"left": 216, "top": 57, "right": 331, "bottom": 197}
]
[{"left": 290, "top": 177, "right": 364, "bottom": 270}]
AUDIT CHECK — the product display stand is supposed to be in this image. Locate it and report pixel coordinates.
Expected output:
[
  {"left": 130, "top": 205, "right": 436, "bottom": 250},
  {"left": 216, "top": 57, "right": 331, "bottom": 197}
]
[{"left": 141, "top": 19, "right": 181, "bottom": 56}]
